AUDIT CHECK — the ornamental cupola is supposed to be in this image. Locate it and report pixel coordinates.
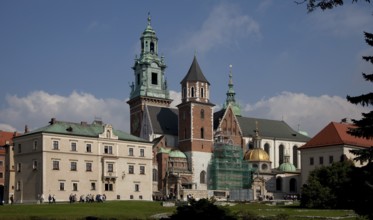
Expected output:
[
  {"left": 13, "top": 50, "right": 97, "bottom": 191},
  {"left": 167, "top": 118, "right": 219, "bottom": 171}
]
[
  {"left": 223, "top": 65, "right": 241, "bottom": 116},
  {"left": 180, "top": 56, "right": 211, "bottom": 104}
]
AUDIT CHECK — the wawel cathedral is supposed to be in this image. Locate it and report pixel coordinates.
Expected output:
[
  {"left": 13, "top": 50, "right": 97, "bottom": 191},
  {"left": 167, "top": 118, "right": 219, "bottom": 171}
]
[{"left": 127, "top": 16, "right": 310, "bottom": 201}]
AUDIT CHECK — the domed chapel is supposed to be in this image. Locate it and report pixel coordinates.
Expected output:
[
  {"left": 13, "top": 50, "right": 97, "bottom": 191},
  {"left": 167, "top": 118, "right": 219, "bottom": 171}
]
[{"left": 127, "top": 15, "right": 310, "bottom": 201}]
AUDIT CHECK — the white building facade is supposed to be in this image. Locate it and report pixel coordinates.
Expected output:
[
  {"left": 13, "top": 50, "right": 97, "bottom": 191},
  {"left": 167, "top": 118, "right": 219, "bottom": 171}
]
[{"left": 13, "top": 118, "right": 153, "bottom": 203}]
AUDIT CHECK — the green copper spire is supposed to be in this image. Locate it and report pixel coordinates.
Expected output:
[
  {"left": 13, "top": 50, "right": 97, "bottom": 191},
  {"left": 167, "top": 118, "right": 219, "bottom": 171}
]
[
  {"left": 129, "top": 14, "right": 170, "bottom": 101},
  {"left": 223, "top": 65, "right": 241, "bottom": 116}
]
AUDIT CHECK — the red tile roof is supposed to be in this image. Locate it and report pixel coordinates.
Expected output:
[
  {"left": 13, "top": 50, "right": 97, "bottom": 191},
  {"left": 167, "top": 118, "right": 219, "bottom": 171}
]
[
  {"left": 300, "top": 122, "right": 373, "bottom": 149},
  {"left": 0, "top": 131, "right": 18, "bottom": 146}
]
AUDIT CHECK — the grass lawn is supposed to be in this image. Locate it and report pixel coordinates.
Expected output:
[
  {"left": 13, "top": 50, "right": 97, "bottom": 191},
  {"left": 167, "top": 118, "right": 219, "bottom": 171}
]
[
  {"left": 229, "top": 202, "right": 357, "bottom": 220},
  {"left": 0, "top": 201, "right": 357, "bottom": 220}
]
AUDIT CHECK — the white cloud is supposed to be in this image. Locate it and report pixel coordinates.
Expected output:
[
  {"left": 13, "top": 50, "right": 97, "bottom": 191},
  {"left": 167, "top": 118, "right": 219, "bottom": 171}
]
[
  {"left": 243, "top": 91, "right": 368, "bottom": 137},
  {"left": 0, "top": 123, "right": 17, "bottom": 132},
  {"left": 309, "top": 6, "right": 372, "bottom": 37},
  {"left": 176, "top": 2, "right": 261, "bottom": 54},
  {"left": 0, "top": 91, "right": 130, "bottom": 133},
  {"left": 169, "top": 90, "right": 181, "bottom": 108},
  {"left": 0, "top": 90, "right": 367, "bottom": 138},
  {"left": 257, "top": 0, "right": 273, "bottom": 13}
]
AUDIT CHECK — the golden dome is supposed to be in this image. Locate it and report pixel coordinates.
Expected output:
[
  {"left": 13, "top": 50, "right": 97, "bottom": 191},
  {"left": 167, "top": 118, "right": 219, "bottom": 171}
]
[{"left": 244, "top": 148, "right": 270, "bottom": 161}]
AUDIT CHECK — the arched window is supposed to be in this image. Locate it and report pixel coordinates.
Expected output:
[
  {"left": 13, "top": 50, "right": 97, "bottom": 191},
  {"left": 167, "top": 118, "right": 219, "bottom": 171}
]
[
  {"left": 201, "top": 127, "right": 204, "bottom": 139},
  {"left": 150, "top": 42, "right": 154, "bottom": 53},
  {"left": 191, "top": 87, "right": 195, "bottom": 97},
  {"left": 200, "top": 109, "right": 204, "bottom": 119},
  {"left": 276, "top": 177, "right": 282, "bottom": 191},
  {"left": 200, "top": 87, "right": 204, "bottom": 98},
  {"left": 200, "top": 171, "right": 206, "bottom": 184},
  {"left": 152, "top": 169, "right": 158, "bottom": 182},
  {"left": 289, "top": 178, "right": 297, "bottom": 192},
  {"left": 264, "top": 143, "right": 270, "bottom": 157},
  {"left": 279, "top": 145, "right": 284, "bottom": 165},
  {"left": 293, "top": 145, "right": 298, "bottom": 168},
  {"left": 107, "top": 130, "right": 111, "bottom": 138}
]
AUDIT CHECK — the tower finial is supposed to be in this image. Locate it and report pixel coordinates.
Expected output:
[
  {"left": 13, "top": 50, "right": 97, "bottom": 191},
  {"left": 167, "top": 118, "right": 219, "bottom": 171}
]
[
  {"left": 229, "top": 64, "right": 233, "bottom": 85},
  {"left": 147, "top": 12, "right": 151, "bottom": 26}
]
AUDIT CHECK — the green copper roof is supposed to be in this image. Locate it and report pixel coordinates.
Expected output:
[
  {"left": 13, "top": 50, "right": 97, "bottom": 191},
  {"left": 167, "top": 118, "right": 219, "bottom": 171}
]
[
  {"left": 158, "top": 147, "right": 171, "bottom": 154},
  {"left": 278, "top": 162, "right": 297, "bottom": 172},
  {"left": 21, "top": 120, "right": 149, "bottom": 143},
  {"left": 169, "top": 150, "right": 187, "bottom": 158}
]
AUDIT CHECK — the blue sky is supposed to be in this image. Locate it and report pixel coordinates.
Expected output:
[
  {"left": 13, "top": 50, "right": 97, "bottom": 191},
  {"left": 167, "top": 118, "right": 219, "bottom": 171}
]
[{"left": 0, "top": 0, "right": 372, "bottom": 137}]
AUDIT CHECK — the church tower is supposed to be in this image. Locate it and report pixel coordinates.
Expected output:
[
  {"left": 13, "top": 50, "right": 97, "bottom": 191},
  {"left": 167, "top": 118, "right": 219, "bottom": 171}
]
[
  {"left": 127, "top": 14, "right": 172, "bottom": 136},
  {"left": 222, "top": 65, "right": 241, "bottom": 116},
  {"left": 177, "top": 56, "right": 215, "bottom": 190}
]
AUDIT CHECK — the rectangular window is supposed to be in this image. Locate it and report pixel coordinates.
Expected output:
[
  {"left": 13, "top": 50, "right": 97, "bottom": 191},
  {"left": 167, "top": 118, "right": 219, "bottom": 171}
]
[
  {"left": 33, "top": 140, "right": 37, "bottom": 151},
  {"left": 140, "top": 149, "right": 145, "bottom": 157},
  {"left": 53, "top": 161, "right": 59, "bottom": 170},
  {"left": 329, "top": 156, "right": 334, "bottom": 164},
  {"left": 60, "top": 182, "right": 65, "bottom": 191},
  {"left": 0, "top": 161, "right": 3, "bottom": 166},
  {"left": 86, "top": 144, "right": 92, "bottom": 153},
  {"left": 108, "top": 163, "right": 114, "bottom": 173},
  {"left": 310, "top": 157, "right": 314, "bottom": 165},
  {"left": 319, "top": 156, "right": 324, "bottom": 165},
  {"left": 129, "top": 165, "right": 134, "bottom": 174},
  {"left": 33, "top": 160, "right": 38, "bottom": 170},
  {"left": 18, "top": 144, "right": 21, "bottom": 153},
  {"left": 86, "top": 162, "right": 92, "bottom": 172},
  {"left": 16, "top": 181, "right": 21, "bottom": 191},
  {"left": 0, "top": 172, "right": 3, "bottom": 178},
  {"left": 104, "top": 146, "right": 112, "bottom": 154},
  {"left": 71, "top": 142, "right": 77, "bottom": 151},
  {"left": 129, "top": 148, "right": 134, "bottom": 156},
  {"left": 53, "top": 141, "right": 59, "bottom": 150},
  {"left": 151, "top": 72, "right": 158, "bottom": 85},
  {"left": 137, "top": 74, "right": 140, "bottom": 85},
  {"left": 140, "top": 166, "right": 145, "bottom": 175},
  {"left": 105, "top": 183, "right": 113, "bottom": 191},
  {"left": 71, "top": 162, "right": 77, "bottom": 171},
  {"left": 73, "top": 183, "right": 78, "bottom": 191},
  {"left": 91, "top": 182, "right": 96, "bottom": 190},
  {"left": 135, "top": 184, "right": 140, "bottom": 192},
  {"left": 17, "top": 163, "right": 21, "bottom": 172}
]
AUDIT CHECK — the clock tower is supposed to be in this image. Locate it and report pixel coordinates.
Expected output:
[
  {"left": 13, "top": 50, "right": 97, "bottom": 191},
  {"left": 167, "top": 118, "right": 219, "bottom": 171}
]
[{"left": 127, "top": 14, "right": 172, "bottom": 137}]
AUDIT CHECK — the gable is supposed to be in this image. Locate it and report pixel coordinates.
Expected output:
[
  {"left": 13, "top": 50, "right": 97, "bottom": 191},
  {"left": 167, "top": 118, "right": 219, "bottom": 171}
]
[{"left": 300, "top": 122, "right": 373, "bottom": 149}]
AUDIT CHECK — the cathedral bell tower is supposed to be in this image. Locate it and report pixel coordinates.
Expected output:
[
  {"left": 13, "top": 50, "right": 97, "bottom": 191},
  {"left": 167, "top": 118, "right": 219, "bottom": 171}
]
[
  {"left": 177, "top": 56, "right": 214, "bottom": 190},
  {"left": 127, "top": 14, "right": 172, "bottom": 136}
]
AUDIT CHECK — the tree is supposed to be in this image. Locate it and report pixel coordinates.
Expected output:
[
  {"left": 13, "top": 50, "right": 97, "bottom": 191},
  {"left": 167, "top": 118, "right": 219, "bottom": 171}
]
[
  {"left": 300, "top": 161, "right": 354, "bottom": 209},
  {"left": 296, "top": 0, "right": 371, "bottom": 12},
  {"left": 347, "top": 32, "right": 373, "bottom": 141},
  {"left": 169, "top": 198, "right": 236, "bottom": 220},
  {"left": 346, "top": 28, "right": 373, "bottom": 220},
  {"left": 300, "top": 1, "right": 373, "bottom": 218}
]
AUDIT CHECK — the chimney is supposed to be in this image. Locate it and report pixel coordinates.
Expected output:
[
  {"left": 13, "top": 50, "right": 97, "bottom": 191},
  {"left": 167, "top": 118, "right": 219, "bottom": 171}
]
[
  {"left": 24, "top": 125, "right": 29, "bottom": 133},
  {"left": 49, "top": 118, "right": 56, "bottom": 125}
]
